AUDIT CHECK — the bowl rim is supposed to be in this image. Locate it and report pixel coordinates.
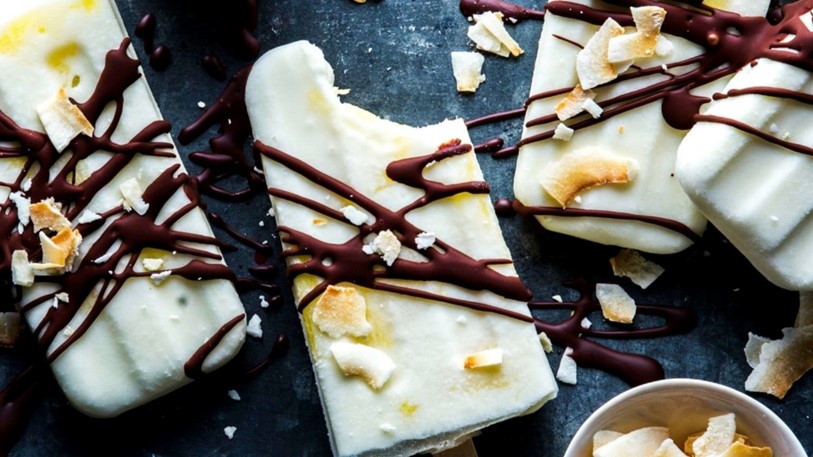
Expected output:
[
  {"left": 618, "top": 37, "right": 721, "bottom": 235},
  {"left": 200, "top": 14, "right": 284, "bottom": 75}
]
[{"left": 563, "top": 378, "right": 807, "bottom": 457}]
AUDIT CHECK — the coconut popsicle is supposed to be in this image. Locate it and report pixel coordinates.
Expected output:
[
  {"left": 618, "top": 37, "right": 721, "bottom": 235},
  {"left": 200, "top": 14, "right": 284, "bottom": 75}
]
[
  {"left": 0, "top": 0, "right": 246, "bottom": 417},
  {"left": 513, "top": 0, "right": 770, "bottom": 254},
  {"left": 245, "top": 41, "right": 556, "bottom": 457},
  {"left": 677, "top": 1, "right": 813, "bottom": 290}
]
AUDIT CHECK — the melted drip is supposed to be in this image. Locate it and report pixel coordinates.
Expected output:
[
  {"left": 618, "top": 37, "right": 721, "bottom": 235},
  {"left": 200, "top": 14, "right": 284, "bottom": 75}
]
[
  {"left": 531, "top": 278, "right": 697, "bottom": 386},
  {"left": 256, "top": 140, "right": 535, "bottom": 321},
  {"left": 202, "top": 53, "right": 228, "bottom": 81},
  {"left": 134, "top": 13, "right": 171, "bottom": 71}
]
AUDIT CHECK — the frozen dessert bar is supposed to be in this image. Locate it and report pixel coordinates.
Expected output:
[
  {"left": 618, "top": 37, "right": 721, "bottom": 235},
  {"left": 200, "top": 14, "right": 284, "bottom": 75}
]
[
  {"left": 513, "top": 0, "right": 769, "bottom": 254},
  {"left": 0, "top": 0, "right": 246, "bottom": 417},
  {"left": 246, "top": 41, "right": 556, "bottom": 457},
  {"left": 677, "top": 2, "right": 813, "bottom": 290}
]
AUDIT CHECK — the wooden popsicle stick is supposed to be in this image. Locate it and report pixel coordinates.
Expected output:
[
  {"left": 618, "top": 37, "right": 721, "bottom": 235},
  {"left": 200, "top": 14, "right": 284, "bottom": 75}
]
[{"left": 432, "top": 438, "right": 479, "bottom": 457}]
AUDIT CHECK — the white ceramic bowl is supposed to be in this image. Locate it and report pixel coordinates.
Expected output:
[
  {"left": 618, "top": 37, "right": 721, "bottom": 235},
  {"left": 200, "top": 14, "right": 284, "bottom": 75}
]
[{"left": 564, "top": 379, "right": 807, "bottom": 457}]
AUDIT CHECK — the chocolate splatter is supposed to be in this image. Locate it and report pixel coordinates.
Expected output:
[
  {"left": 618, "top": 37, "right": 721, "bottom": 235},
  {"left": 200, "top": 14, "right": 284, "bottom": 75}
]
[
  {"left": 531, "top": 278, "right": 697, "bottom": 385},
  {"left": 202, "top": 53, "right": 227, "bottom": 81},
  {"left": 134, "top": 13, "right": 172, "bottom": 71},
  {"left": 179, "top": 66, "right": 266, "bottom": 202}
]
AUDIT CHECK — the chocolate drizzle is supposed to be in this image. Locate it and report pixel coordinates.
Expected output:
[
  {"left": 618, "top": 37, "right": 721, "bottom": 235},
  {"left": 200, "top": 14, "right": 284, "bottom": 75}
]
[
  {"left": 531, "top": 278, "right": 697, "bottom": 385},
  {"left": 256, "top": 140, "right": 535, "bottom": 321},
  {"left": 179, "top": 66, "right": 266, "bottom": 202},
  {"left": 464, "top": 0, "right": 813, "bottom": 241},
  {"left": 0, "top": 39, "right": 246, "bottom": 452},
  {"left": 459, "top": 0, "right": 545, "bottom": 21}
]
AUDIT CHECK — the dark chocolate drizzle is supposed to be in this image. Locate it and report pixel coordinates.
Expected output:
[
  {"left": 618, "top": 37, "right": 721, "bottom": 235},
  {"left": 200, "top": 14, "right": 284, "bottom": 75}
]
[
  {"left": 179, "top": 66, "right": 266, "bottom": 202},
  {"left": 0, "top": 39, "right": 245, "bottom": 452},
  {"left": 256, "top": 140, "right": 535, "bottom": 322},
  {"left": 459, "top": 0, "right": 545, "bottom": 21},
  {"left": 464, "top": 0, "right": 813, "bottom": 242},
  {"left": 531, "top": 278, "right": 697, "bottom": 385}
]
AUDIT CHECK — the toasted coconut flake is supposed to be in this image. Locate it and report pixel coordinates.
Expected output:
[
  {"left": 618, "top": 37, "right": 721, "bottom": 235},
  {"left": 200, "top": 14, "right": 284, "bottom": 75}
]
[
  {"left": 30, "top": 199, "right": 70, "bottom": 232},
  {"left": 685, "top": 432, "right": 750, "bottom": 455},
  {"left": 582, "top": 99, "right": 604, "bottom": 119},
  {"left": 744, "top": 325, "right": 813, "bottom": 399},
  {"left": 370, "top": 230, "right": 401, "bottom": 266},
  {"left": 744, "top": 332, "right": 771, "bottom": 369},
  {"left": 596, "top": 283, "right": 636, "bottom": 324},
  {"left": 577, "top": 18, "right": 626, "bottom": 90},
  {"left": 610, "top": 249, "right": 665, "bottom": 289},
  {"left": 11, "top": 250, "right": 34, "bottom": 287},
  {"left": 247, "top": 314, "right": 263, "bottom": 338},
  {"left": 655, "top": 439, "right": 689, "bottom": 457},
  {"left": 312, "top": 285, "right": 372, "bottom": 338},
  {"left": 120, "top": 178, "right": 150, "bottom": 215},
  {"left": 607, "top": 6, "right": 667, "bottom": 63},
  {"left": 9, "top": 192, "right": 30, "bottom": 230},
  {"left": 330, "top": 341, "right": 396, "bottom": 390},
  {"left": 692, "top": 413, "right": 737, "bottom": 457},
  {"left": 553, "top": 123, "right": 575, "bottom": 141},
  {"left": 718, "top": 442, "right": 773, "bottom": 457},
  {"left": 556, "top": 347, "right": 577, "bottom": 384},
  {"left": 451, "top": 51, "right": 486, "bottom": 93},
  {"left": 0, "top": 312, "right": 22, "bottom": 348},
  {"left": 555, "top": 84, "right": 596, "bottom": 121},
  {"left": 538, "top": 331, "right": 553, "bottom": 353},
  {"left": 36, "top": 88, "right": 94, "bottom": 152},
  {"left": 593, "top": 427, "right": 670, "bottom": 457},
  {"left": 540, "top": 147, "right": 639, "bottom": 208},
  {"left": 468, "top": 12, "right": 523, "bottom": 58},
  {"left": 36, "top": 227, "right": 81, "bottom": 269},
  {"left": 463, "top": 348, "right": 503, "bottom": 369},
  {"left": 593, "top": 430, "right": 624, "bottom": 452}
]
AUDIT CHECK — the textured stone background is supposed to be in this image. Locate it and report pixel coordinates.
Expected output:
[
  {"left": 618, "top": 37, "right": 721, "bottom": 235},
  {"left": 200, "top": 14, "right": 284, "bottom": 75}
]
[{"left": 2, "top": 0, "right": 810, "bottom": 456}]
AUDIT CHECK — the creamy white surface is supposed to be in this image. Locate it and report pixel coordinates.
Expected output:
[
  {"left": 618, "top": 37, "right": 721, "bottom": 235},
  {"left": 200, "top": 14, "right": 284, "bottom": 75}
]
[
  {"left": 0, "top": 0, "right": 246, "bottom": 418},
  {"left": 246, "top": 41, "right": 556, "bottom": 457}
]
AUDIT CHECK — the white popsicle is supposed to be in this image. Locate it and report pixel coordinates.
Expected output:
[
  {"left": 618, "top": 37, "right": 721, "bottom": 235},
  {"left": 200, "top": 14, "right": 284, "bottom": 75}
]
[
  {"left": 0, "top": 0, "right": 246, "bottom": 417},
  {"left": 246, "top": 41, "right": 556, "bottom": 457}
]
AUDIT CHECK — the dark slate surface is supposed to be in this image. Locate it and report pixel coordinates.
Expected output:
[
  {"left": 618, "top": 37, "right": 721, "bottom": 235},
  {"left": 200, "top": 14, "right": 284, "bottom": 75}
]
[{"left": 2, "top": 0, "right": 811, "bottom": 456}]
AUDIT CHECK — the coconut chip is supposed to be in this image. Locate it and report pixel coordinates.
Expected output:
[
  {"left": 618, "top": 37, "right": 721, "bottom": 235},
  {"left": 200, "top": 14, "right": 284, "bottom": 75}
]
[
  {"left": 556, "top": 347, "right": 577, "bottom": 384},
  {"left": 467, "top": 12, "right": 523, "bottom": 58},
  {"left": 744, "top": 325, "right": 813, "bottom": 399},
  {"left": 541, "top": 147, "right": 639, "bottom": 208},
  {"left": 610, "top": 249, "right": 665, "bottom": 289},
  {"left": 36, "top": 88, "right": 94, "bottom": 152},
  {"left": 30, "top": 199, "right": 70, "bottom": 233},
  {"left": 555, "top": 84, "right": 597, "bottom": 121},
  {"left": 311, "top": 285, "right": 372, "bottom": 338},
  {"left": 577, "top": 18, "right": 627, "bottom": 90},
  {"left": 596, "top": 283, "right": 636, "bottom": 324},
  {"left": 330, "top": 341, "right": 396, "bottom": 390},
  {"left": 608, "top": 7, "right": 670, "bottom": 63},
  {"left": 553, "top": 123, "right": 575, "bottom": 141},
  {"left": 120, "top": 178, "right": 150, "bottom": 215},
  {"left": 463, "top": 348, "right": 503, "bottom": 369},
  {"left": 451, "top": 51, "right": 486, "bottom": 93}
]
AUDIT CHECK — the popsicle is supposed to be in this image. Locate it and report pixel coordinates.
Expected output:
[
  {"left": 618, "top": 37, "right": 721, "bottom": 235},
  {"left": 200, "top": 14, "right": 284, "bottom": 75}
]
[
  {"left": 0, "top": 0, "right": 246, "bottom": 417},
  {"left": 513, "top": 0, "right": 770, "bottom": 254},
  {"left": 245, "top": 41, "right": 556, "bottom": 457},
  {"left": 676, "top": 1, "right": 813, "bottom": 290}
]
